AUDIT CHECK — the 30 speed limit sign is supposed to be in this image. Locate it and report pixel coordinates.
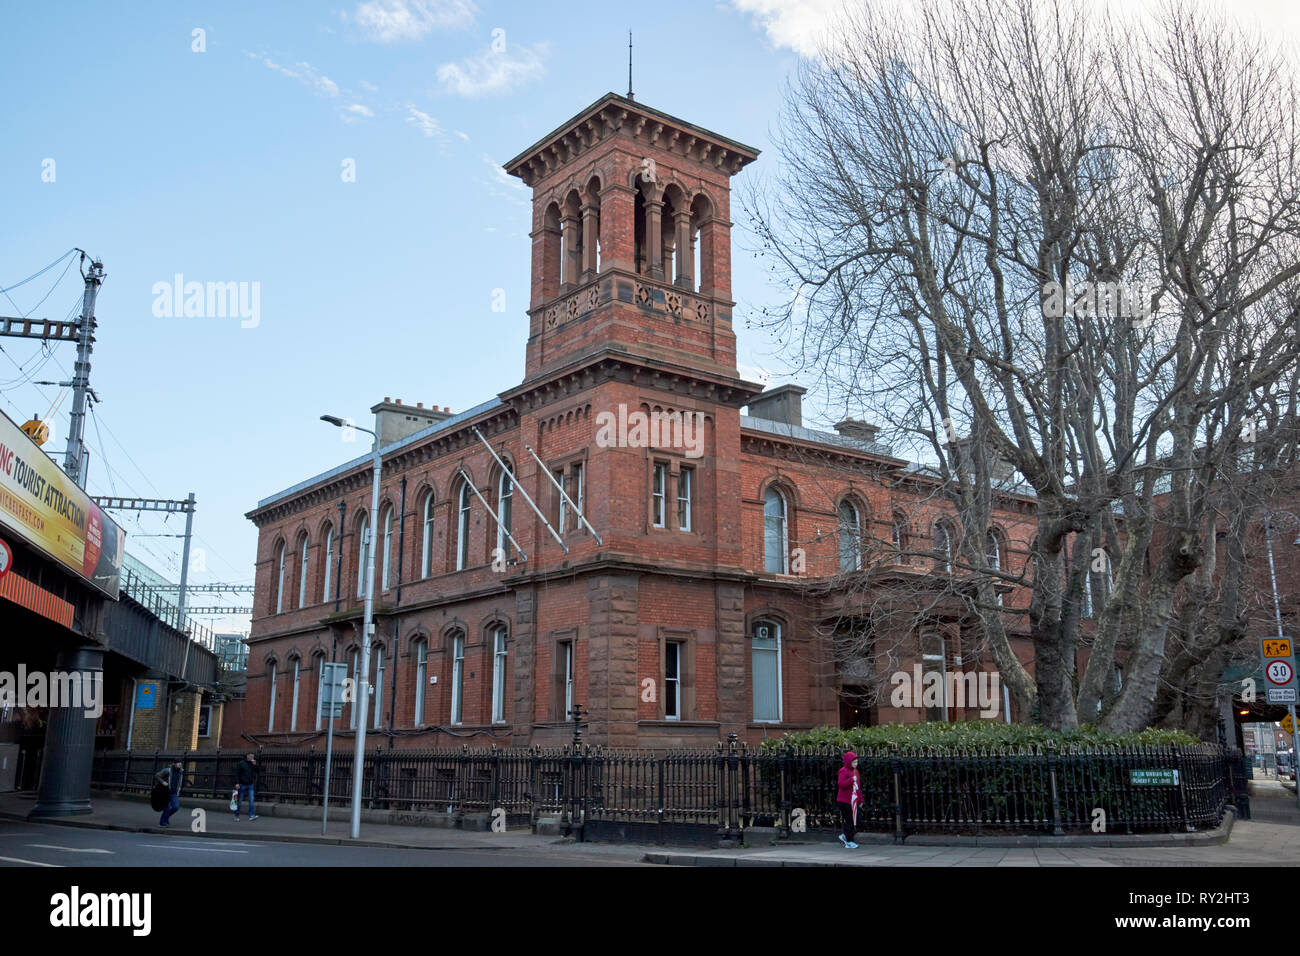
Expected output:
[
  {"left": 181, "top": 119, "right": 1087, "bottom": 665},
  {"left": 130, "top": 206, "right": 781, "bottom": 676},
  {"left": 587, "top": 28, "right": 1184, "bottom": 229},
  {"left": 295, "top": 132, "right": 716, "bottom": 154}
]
[{"left": 1260, "top": 636, "right": 1299, "bottom": 704}]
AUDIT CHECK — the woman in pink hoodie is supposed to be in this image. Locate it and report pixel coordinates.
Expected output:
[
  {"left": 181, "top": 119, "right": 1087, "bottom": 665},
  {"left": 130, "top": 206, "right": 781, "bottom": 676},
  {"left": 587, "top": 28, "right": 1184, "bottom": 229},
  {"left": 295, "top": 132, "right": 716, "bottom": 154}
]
[{"left": 836, "top": 751, "right": 861, "bottom": 848}]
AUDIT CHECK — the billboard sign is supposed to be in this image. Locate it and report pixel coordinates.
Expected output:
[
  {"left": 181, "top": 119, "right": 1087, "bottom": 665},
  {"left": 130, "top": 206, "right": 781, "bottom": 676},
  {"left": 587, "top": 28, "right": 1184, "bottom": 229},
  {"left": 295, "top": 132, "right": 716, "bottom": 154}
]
[{"left": 0, "top": 409, "right": 124, "bottom": 599}]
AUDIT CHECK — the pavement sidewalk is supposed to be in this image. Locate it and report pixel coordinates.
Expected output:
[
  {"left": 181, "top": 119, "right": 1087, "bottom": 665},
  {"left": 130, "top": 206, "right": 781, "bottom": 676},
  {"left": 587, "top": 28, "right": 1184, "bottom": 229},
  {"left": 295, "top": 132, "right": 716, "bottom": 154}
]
[{"left": 0, "top": 791, "right": 646, "bottom": 863}]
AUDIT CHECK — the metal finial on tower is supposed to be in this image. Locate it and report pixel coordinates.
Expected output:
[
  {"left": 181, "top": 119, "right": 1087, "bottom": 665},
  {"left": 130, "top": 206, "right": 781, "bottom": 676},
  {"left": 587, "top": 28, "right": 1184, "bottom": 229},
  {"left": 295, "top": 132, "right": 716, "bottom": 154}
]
[{"left": 628, "top": 31, "right": 634, "bottom": 101}]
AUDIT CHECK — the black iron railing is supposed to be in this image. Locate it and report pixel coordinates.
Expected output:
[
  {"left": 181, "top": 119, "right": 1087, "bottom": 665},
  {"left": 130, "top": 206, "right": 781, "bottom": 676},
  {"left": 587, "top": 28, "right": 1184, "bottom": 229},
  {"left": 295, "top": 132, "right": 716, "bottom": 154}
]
[{"left": 91, "top": 737, "right": 1236, "bottom": 841}]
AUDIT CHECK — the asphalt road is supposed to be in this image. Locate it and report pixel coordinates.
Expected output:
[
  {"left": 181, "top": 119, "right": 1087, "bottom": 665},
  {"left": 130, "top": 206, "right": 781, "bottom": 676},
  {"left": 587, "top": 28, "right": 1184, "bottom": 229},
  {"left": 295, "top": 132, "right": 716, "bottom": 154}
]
[{"left": 0, "top": 820, "right": 651, "bottom": 867}]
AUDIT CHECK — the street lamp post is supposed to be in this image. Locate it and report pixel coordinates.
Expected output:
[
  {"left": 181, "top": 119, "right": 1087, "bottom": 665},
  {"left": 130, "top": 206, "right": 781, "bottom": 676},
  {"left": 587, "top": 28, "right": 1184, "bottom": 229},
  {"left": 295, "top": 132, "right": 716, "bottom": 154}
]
[
  {"left": 1263, "top": 509, "right": 1300, "bottom": 810},
  {"left": 321, "top": 414, "right": 383, "bottom": 838}
]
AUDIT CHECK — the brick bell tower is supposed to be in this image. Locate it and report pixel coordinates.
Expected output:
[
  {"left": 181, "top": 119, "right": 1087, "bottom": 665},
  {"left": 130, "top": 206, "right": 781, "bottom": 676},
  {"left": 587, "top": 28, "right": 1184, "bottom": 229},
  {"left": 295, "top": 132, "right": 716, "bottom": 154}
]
[
  {"left": 505, "top": 92, "right": 759, "bottom": 381},
  {"left": 503, "top": 94, "right": 765, "bottom": 747}
]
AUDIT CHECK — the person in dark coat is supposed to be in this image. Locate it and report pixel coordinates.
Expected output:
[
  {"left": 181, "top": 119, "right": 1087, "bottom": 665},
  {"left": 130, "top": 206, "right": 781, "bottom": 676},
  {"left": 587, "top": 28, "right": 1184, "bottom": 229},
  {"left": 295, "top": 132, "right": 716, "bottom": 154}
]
[
  {"left": 233, "top": 752, "right": 260, "bottom": 821},
  {"left": 836, "top": 751, "right": 861, "bottom": 848},
  {"left": 154, "top": 759, "right": 185, "bottom": 827}
]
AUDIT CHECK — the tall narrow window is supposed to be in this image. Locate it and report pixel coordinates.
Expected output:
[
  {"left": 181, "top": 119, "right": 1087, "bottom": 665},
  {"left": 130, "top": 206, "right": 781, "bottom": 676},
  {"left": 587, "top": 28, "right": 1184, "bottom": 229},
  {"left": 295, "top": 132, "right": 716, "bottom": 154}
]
[
  {"left": 497, "top": 470, "right": 514, "bottom": 555},
  {"left": 987, "top": 530, "right": 1003, "bottom": 605},
  {"left": 372, "top": 646, "right": 384, "bottom": 730},
  {"left": 450, "top": 633, "right": 465, "bottom": 725},
  {"left": 491, "top": 625, "right": 508, "bottom": 723},
  {"left": 456, "top": 484, "right": 472, "bottom": 570},
  {"left": 298, "top": 535, "right": 309, "bottom": 608},
  {"left": 267, "top": 661, "right": 277, "bottom": 732},
  {"left": 752, "top": 620, "right": 782, "bottom": 721},
  {"left": 421, "top": 493, "right": 435, "bottom": 578},
  {"left": 652, "top": 463, "right": 667, "bottom": 528},
  {"left": 562, "top": 641, "right": 574, "bottom": 717},
  {"left": 414, "top": 641, "right": 428, "bottom": 728},
  {"left": 763, "top": 487, "right": 788, "bottom": 574},
  {"left": 381, "top": 506, "right": 394, "bottom": 592},
  {"left": 322, "top": 526, "right": 333, "bottom": 603},
  {"left": 357, "top": 514, "right": 370, "bottom": 598},
  {"left": 921, "top": 632, "right": 947, "bottom": 720},
  {"left": 315, "top": 656, "right": 325, "bottom": 731},
  {"left": 933, "top": 522, "right": 952, "bottom": 573},
  {"left": 554, "top": 468, "right": 569, "bottom": 532},
  {"left": 275, "top": 542, "right": 286, "bottom": 614},
  {"left": 665, "top": 641, "right": 682, "bottom": 720},
  {"left": 891, "top": 515, "right": 907, "bottom": 555},
  {"left": 290, "top": 658, "right": 300, "bottom": 732},
  {"left": 838, "top": 500, "right": 861, "bottom": 572},
  {"left": 677, "top": 467, "right": 693, "bottom": 532},
  {"left": 349, "top": 649, "right": 359, "bottom": 730},
  {"left": 572, "top": 462, "right": 584, "bottom": 526}
]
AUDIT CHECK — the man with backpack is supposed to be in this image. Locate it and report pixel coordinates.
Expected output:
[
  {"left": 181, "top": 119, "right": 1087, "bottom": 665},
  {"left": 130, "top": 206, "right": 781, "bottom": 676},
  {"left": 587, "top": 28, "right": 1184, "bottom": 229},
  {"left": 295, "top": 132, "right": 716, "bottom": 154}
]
[{"left": 153, "top": 758, "right": 185, "bottom": 827}]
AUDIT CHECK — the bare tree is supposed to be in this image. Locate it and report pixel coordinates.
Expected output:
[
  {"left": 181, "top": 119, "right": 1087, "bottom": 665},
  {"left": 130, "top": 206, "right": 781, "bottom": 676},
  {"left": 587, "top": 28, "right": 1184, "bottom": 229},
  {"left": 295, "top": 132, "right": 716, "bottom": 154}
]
[{"left": 745, "top": 0, "right": 1300, "bottom": 730}]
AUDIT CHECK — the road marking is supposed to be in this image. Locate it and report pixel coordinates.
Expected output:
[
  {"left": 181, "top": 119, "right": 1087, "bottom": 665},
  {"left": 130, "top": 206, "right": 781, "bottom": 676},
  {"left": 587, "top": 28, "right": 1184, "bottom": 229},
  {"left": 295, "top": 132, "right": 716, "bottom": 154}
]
[
  {"left": 26, "top": 844, "right": 114, "bottom": 854},
  {"left": 0, "top": 855, "right": 61, "bottom": 867},
  {"left": 138, "top": 844, "right": 247, "bottom": 853}
]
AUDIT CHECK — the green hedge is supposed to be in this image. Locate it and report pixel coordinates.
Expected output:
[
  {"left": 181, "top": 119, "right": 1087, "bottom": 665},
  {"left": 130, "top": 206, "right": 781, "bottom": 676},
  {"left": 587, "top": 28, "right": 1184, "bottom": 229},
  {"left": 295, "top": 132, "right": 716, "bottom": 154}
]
[{"left": 758, "top": 721, "right": 1199, "bottom": 753}]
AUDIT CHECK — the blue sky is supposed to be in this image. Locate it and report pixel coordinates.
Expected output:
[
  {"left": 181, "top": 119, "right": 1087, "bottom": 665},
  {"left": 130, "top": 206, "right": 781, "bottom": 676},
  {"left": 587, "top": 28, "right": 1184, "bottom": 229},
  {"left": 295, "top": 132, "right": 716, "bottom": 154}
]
[
  {"left": 0, "top": 0, "right": 811, "bottom": 630},
  {"left": 3, "top": 0, "right": 1291, "bottom": 633}
]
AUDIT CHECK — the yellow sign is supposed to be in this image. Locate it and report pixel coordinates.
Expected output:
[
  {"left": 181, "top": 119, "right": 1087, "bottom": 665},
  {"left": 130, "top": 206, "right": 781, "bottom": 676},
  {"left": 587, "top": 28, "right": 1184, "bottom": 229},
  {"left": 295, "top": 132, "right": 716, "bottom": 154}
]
[
  {"left": 1283, "top": 714, "right": 1295, "bottom": 736},
  {"left": 1263, "top": 638, "right": 1293, "bottom": 659},
  {"left": 0, "top": 408, "right": 124, "bottom": 598}
]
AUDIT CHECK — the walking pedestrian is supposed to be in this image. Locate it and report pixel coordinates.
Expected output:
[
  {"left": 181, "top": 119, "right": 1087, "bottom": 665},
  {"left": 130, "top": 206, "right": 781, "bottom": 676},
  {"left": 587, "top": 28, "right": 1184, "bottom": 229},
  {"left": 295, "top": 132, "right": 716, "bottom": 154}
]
[
  {"left": 233, "top": 751, "right": 260, "bottom": 821},
  {"left": 154, "top": 759, "right": 185, "bottom": 827},
  {"left": 836, "top": 751, "right": 861, "bottom": 848}
]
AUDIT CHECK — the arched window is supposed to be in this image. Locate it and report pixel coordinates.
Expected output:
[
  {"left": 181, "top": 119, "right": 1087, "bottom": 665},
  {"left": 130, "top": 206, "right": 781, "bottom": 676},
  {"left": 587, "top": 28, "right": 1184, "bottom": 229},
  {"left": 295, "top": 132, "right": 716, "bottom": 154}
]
[
  {"left": 450, "top": 630, "right": 466, "bottom": 724},
  {"left": 372, "top": 644, "right": 385, "bottom": 730},
  {"left": 987, "top": 529, "right": 1003, "bottom": 605},
  {"left": 456, "top": 483, "right": 472, "bottom": 571},
  {"left": 289, "top": 655, "right": 301, "bottom": 731},
  {"left": 763, "top": 487, "right": 788, "bottom": 574},
  {"left": 752, "top": 619, "right": 782, "bottom": 722},
  {"left": 380, "top": 505, "right": 394, "bottom": 592},
  {"left": 413, "top": 639, "right": 428, "bottom": 728},
  {"left": 267, "top": 660, "right": 278, "bottom": 731},
  {"left": 321, "top": 525, "right": 334, "bottom": 603},
  {"left": 491, "top": 623, "right": 508, "bottom": 723},
  {"left": 298, "top": 534, "right": 309, "bottom": 609},
  {"left": 891, "top": 513, "right": 908, "bottom": 555},
  {"left": 933, "top": 521, "right": 953, "bottom": 573},
  {"left": 275, "top": 541, "right": 286, "bottom": 614},
  {"left": 421, "top": 492, "right": 435, "bottom": 578},
  {"left": 496, "top": 469, "right": 514, "bottom": 556},
  {"left": 838, "top": 499, "right": 862, "bottom": 572},
  {"left": 356, "top": 513, "right": 370, "bottom": 598}
]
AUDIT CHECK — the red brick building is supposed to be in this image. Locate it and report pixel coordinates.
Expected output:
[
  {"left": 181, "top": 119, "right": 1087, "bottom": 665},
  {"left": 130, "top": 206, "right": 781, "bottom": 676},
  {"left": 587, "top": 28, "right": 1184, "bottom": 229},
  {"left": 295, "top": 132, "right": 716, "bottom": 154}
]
[{"left": 243, "top": 93, "right": 1040, "bottom": 751}]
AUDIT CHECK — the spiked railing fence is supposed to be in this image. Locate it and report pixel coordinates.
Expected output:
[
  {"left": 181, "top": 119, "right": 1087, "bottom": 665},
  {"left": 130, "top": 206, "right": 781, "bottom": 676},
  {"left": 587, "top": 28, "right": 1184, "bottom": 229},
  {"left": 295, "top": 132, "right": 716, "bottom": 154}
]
[{"left": 91, "top": 736, "right": 1234, "bottom": 842}]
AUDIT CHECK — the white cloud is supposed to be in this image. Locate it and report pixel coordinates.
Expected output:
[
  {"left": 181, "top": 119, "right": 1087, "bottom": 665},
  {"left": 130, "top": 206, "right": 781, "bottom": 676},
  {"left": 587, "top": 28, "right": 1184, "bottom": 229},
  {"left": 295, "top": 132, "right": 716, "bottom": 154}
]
[
  {"left": 406, "top": 105, "right": 444, "bottom": 138},
  {"left": 255, "top": 55, "right": 340, "bottom": 97},
  {"left": 455, "top": 130, "right": 470, "bottom": 142},
  {"left": 360, "top": 79, "right": 379, "bottom": 91},
  {"left": 731, "top": 0, "right": 1300, "bottom": 58},
  {"left": 728, "top": 0, "right": 845, "bottom": 56},
  {"left": 436, "top": 42, "right": 547, "bottom": 97},
  {"left": 354, "top": 0, "right": 477, "bottom": 43},
  {"left": 342, "top": 103, "right": 375, "bottom": 121},
  {"left": 479, "top": 153, "right": 529, "bottom": 207}
]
